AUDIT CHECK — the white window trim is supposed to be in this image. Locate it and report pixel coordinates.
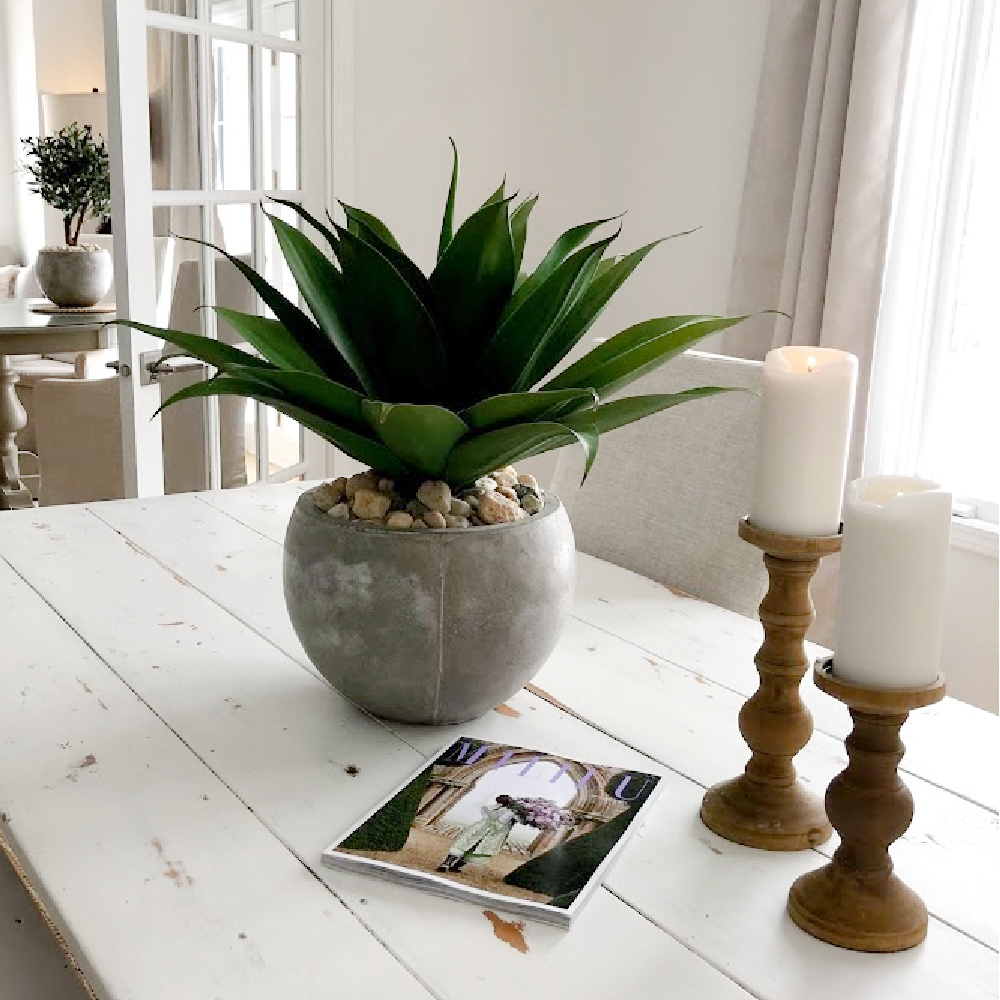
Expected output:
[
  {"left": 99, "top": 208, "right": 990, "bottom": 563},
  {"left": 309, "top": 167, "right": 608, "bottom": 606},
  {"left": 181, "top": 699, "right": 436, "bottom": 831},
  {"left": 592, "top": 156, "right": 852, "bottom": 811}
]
[{"left": 865, "top": 0, "right": 998, "bottom": 558}]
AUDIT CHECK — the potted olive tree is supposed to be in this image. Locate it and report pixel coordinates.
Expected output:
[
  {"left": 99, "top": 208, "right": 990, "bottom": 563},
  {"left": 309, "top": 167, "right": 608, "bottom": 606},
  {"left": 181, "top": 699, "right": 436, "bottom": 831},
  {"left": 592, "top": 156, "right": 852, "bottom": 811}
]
[
  {"left": 120, "top": 143, "right": 752, "bottom": 724},
  {"left": 22, "top": 123, "right": 113, "bottom": 307}
]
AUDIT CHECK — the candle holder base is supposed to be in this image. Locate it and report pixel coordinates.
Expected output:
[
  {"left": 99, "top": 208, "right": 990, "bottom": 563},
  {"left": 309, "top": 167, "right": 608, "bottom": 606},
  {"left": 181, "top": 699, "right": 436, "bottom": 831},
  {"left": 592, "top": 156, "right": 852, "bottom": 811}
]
[
  {"left": 786, "top": 661, "right": 946, "bottom": 952},
  {"left": 700, "top": 518, "right": 841, "bottom": 851},
  {"left": 701, "top": 775, "right": 830, "bottom": 851},
  {"left": 788, "top": 864, "right": 928, "bottom": 953}
]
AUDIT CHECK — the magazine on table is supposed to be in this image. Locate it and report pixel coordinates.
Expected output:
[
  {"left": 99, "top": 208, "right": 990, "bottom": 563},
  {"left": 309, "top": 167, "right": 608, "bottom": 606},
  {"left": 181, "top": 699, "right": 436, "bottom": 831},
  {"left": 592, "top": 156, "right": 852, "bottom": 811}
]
[{"left": 321, "top": 737, "right": 663, "bottom": 928}]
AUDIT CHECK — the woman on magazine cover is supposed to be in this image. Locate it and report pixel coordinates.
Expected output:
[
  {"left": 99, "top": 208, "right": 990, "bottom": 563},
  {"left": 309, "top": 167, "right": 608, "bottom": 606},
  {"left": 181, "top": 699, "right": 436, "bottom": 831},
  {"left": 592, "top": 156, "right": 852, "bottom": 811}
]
[{"left": 437, "top": 795, "right": 519, "bottom": 872}]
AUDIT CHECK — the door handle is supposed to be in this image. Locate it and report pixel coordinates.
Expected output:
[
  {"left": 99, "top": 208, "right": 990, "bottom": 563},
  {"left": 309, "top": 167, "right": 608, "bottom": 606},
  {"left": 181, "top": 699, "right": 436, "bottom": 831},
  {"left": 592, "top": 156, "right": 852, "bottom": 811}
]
[{"left": 138, "top": 350, "right": 208, "bottom": 386}]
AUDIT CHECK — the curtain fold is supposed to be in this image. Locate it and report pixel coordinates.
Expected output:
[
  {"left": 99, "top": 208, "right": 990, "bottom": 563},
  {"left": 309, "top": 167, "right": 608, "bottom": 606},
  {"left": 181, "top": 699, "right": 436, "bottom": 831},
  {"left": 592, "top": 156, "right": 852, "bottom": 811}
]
[{"left": 722, "top": 0, "right": 916, "bottom": 643}]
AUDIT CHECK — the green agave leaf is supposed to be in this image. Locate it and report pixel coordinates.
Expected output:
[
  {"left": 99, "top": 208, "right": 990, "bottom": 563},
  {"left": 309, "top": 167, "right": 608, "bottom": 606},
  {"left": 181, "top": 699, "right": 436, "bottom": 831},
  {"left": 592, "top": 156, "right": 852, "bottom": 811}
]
[
  {"left": 593, "top": 255, "right": 619, "bottom": 279},
  {"left": 222, "top": 365, "right": 366, "bottom": 426},
  {"left": 517, "top": 237, "right": 666, "bottom": 389},
  {"left": 211, "top": 307, "right": 325, "bottom": 376},
  {"left": 113, "top": 320, "right": 274, "bottom": 373},
  {"left": 158, "top": 376, "right": 410, "bottom": 475},
  {"left": 543, "top": 314, "right": 753, "bottom": 397},
  {"left": 335, "top": 224, "right": 448, "bottom": 401},
  {"left": 481, "top": 231, "right": 618, "bottom": 394},
  {"left": 267, "top": 196, "right": 339, "bottom": 253},
  {"left": 337, "top": 209, "right": 439, "bottom": 321},
  {"left": 480, "top": 178, "right": 506, "bottom": 208},
  {"left": 460, "top": 388, "right": 598, "bottom": 431},
  {"left": 566, "top": 417, "right": 599, "bottom": 482},
  {"left": 174, "top": 232, "right": 337, "bottom": 378},
  {"left": 500, "top": 214, "right": 621, "bottom": 324},
  {"left": 510, "top": 195, "right": 538, "bottom": 276},
  {"left": 362, "top": 401, "right": 469, "bottom": 478},
  {"left": 341, "top": 202, "right": 402, "bottom": 252},
  {"left": 266, "top": 213, "right": 375, "bottom": 392},
  {"left": 564, "top": 387, "right": 740, "bottom": 435},
  {"left": 429, "top": 194, "right": 518, "bottom": 359},
  {"left": 445, "top": 420, "right": 579, "bottom": 487},
  {"left": 438, "top": 137, "right": 459, "bottom": 260}
]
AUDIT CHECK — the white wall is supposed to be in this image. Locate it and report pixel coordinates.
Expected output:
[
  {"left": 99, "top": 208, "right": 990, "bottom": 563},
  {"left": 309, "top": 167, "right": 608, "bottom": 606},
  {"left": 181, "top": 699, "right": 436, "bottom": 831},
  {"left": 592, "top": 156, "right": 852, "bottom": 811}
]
[
  {"left": 941, "top": 539, "right": 999, "bottom": 713},
  {"left": 351, "top": 0, "right": 771, "bottom": 335},
  {"left": 31, "top": 0, "right": 105, "bottom": 94}
]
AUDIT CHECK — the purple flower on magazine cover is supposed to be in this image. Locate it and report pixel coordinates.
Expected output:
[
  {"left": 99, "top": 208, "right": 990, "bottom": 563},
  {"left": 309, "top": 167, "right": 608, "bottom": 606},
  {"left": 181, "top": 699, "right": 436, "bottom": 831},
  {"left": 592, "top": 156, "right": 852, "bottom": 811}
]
[{"left": 505, "top": 796, "right": 576, "bottom": 831}]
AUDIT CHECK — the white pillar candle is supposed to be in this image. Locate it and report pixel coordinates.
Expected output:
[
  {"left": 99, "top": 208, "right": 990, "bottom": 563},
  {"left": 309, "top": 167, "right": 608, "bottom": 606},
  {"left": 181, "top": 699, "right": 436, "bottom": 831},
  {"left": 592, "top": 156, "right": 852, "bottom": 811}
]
[
  {"left": 833, "top": 476, "right": 952, "bottom": 689},
  {"left": 750, "top": 347, "right": 858, "bottom": 536}
]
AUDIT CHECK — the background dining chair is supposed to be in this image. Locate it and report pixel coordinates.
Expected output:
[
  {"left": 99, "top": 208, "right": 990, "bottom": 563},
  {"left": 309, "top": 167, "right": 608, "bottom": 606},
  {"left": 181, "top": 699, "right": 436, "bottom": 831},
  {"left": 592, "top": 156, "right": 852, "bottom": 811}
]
[{"left": 550, "top": 350, "right": 767, "bottom": 618}]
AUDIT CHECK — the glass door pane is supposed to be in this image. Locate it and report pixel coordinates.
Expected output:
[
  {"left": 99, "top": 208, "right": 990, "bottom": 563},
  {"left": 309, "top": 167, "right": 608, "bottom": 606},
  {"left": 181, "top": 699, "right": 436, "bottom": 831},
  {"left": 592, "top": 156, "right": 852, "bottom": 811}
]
[
  {"left": 262, "top": 48, "right": 299, "bottom": 190},
  {"left": 147, "top": 28, "right": 202, "bottom": 191},
  {"left": 212, "top": 40, "right": 252, "bottom": 191}
]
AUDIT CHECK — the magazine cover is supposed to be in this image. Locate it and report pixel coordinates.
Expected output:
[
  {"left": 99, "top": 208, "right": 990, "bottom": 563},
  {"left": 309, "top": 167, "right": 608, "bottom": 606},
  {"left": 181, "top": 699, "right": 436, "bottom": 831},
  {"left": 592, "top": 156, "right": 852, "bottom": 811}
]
[{"left": 322, "top": 737, "right": 662, "bottom": 927}]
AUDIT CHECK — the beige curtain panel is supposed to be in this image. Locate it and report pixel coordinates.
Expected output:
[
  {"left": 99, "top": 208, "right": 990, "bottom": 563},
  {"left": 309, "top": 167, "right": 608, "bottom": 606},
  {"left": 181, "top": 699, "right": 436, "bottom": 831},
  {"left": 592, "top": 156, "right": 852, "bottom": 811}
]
[{"left": 722, "top": 0, "right": 917, "bottom": 641}]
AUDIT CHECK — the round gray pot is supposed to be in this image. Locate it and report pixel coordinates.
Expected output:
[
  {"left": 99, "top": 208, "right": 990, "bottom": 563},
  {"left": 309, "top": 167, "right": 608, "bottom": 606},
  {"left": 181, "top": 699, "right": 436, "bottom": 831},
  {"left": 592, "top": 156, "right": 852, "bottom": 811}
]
[
  {"left": 283, "top": 489, "right": 576, "bottom": 724},
  {"left": 35, "top": 245, "right": 113, "bottom": 307}
]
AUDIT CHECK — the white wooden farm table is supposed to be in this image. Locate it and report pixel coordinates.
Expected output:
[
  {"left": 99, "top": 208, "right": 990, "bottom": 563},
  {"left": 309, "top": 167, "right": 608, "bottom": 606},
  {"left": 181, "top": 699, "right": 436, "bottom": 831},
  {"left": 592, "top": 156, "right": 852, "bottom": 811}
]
[{"left": 0, "top": 483, "right": 996, "bottom": 1000}]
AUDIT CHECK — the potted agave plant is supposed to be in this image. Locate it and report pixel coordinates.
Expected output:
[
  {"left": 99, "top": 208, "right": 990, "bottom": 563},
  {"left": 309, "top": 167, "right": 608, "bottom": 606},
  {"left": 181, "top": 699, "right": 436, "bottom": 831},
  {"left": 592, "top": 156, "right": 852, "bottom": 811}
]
[
  {"left": 22, "top": 123, "right": 113, "bottom": 307},
  {"left": 120, "top": 143, "right": 750, "bottom": 724}
]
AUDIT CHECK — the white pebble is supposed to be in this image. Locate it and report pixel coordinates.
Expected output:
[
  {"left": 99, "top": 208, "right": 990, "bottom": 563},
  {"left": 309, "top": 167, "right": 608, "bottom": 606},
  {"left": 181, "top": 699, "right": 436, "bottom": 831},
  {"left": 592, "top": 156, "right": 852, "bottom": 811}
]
[
  {"left": 479, "top": 491, "right": 521, "bottom": 524},
  {"left": 327, "top": 502, "right": 350, "bottom": 519},
  {"left": 444, "top": 514, "right": 469, "bottom": 529},
  {"left": 416, "top": 480, "right": 452, "bottom": 514},
  {"left": 352, "top": 489, "right": 392, "bottom": 520},
  {"left": 474, "top": 476, "right": 497, "bottom": 492},
  {"left": 521, "top": 493, "right": 543, "bottom": 515},
  {"left": 423, "top": 510, "right": 447, "bottom": 529},
  {"left": 449, "top": 498, "right": 472, "bottom": 517},
  {"left": 517, "top": 473, "right": 539, "bottom": 491},
  {"left": 386, "top": 511, "right": 413, "bottom": 530}
]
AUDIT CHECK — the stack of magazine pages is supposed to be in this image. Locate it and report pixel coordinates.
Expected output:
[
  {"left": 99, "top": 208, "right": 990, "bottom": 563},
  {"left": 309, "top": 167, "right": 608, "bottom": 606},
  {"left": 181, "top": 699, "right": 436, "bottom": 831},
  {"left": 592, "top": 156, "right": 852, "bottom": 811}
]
[{"left": 322, "top": 736, "right": 662, "bottom": 928}]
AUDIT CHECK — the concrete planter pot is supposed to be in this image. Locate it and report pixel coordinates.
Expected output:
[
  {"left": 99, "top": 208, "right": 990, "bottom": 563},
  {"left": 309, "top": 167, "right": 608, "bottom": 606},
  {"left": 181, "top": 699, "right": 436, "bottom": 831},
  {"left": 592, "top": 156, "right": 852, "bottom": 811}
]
[
  {"left": 283, "top": 488, "right": 576, "bottom": 724},
  {"left": 34, "top": 245, "right": 113, "bottom": 307}
]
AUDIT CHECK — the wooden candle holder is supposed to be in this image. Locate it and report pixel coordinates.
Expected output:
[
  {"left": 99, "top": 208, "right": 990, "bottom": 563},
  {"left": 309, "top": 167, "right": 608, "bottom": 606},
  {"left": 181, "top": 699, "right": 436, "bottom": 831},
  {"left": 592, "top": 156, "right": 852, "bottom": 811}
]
[
  {"left": 700, "top": 517, "right": 841, "bottom": 850},
  {"left": 787, "top": 661, "right": 946, "bottom": 952}
]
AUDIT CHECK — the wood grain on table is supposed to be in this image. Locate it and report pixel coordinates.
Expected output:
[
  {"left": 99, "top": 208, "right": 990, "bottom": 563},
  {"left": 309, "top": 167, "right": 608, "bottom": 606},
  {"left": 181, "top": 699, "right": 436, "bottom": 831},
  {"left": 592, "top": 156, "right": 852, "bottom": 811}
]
[{"left": 0, "top": 483, "right": 995, "bottom": 1000}]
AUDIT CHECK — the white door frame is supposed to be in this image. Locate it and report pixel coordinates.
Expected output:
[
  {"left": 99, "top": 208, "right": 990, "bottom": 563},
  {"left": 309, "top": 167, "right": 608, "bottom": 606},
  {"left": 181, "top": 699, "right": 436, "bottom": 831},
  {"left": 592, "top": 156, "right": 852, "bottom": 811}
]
[{"left": 102, "top": 0, "right": 333, "bottom": 495}]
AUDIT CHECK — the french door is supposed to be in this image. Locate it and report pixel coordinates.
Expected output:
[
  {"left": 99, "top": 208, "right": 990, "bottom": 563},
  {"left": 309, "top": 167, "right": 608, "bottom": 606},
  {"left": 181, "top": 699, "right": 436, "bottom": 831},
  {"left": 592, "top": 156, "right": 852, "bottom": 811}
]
[{"left": 103, "top": 0, "right": 331, "bottom": 496}]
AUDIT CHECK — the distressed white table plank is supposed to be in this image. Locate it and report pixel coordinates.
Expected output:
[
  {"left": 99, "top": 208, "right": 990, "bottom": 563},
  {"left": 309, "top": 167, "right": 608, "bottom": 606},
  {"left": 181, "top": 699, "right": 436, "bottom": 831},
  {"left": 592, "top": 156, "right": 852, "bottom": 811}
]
[
  {"left": 0, "top": 491, "right": 995, "bottom": 1000},
  {"left": 572, "top": 555, "right": 999, "bottom": 813},
  {"left": 90, "top": 492, "right": 998, "bottom": 951},
  {"left": 0, "top": 506, "right": 752, "bottom": 1000},
  {"left": 0, "top": 557, "right": 431, "bottom": 1000}
]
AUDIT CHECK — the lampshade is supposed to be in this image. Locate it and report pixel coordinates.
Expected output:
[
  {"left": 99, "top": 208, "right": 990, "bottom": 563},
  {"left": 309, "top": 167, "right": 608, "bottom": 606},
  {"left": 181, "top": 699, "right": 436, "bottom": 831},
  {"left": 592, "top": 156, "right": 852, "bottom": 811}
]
[{"left": 41, "top": 91, "right": 108, "bottom": 141}]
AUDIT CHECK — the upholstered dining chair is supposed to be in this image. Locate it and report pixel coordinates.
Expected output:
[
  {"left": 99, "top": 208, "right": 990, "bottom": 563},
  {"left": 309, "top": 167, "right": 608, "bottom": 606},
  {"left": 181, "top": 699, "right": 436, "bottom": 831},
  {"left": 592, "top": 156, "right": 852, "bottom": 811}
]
[{"left": 550, "top": 350, "right": 767, "bottom": 619}]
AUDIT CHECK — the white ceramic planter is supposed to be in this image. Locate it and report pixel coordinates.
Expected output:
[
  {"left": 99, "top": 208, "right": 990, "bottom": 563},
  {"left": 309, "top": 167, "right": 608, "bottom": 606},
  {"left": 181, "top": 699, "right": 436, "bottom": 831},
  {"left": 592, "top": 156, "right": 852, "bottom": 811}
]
[
  {"left": 34, "top": 245, "right": 113, "bottom": 307},
  {"left": 283, "top": 489, "right": 576, "bottom": 724}
]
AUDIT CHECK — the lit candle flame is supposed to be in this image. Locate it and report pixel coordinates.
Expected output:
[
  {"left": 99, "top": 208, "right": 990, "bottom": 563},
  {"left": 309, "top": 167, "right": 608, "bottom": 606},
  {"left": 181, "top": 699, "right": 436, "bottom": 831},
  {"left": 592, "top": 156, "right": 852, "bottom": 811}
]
[{"left": 806, "top": 355, "right": 818, "bottom": 373}]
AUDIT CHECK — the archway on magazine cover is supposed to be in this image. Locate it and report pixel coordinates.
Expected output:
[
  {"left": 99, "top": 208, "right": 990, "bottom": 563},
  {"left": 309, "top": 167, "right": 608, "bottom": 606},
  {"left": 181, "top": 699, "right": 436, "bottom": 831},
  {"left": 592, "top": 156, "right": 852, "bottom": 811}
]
[{"left": 414, "top": 749, "right": 627, "bottom": 856}]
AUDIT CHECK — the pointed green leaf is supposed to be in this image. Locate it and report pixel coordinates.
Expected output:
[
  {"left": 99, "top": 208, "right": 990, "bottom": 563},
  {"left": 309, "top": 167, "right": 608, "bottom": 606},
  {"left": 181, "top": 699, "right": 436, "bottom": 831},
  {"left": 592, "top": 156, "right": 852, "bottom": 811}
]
[
  {"left": 341, "top": 202, "right": 402, "bottom": 252},
  {"left": 113, "top": 319, "right": 274, "bottom": 373},
  {"left": 267, "top": 196, "right": 339, "bottom": 253},
  {"left": 222, "top": 365, "right": 366, "bottom": 426},
  {"left": 460, "top": 388, "right": 598, "bottom": 431},
  {"left": 172, "top": 231, "right": 359, "bottom": 387},
  {"left": 510, "top": 195, "right": 538, "bottom": 278},
  {"left": 335, "top": 224, "right": 448, "bottom": 401},
  {"left": 266, "top": 213, "right": 377, "bottom": 392},
  {"left": 445, "top": 421, "right": 578, "bottom": 487},
  {"left": 337, "top": 208, "right": 439, "bottom": 322},
  {"left": 211, "top": 307, "right": 325, "bottom": 376},
  {"left": 517, "top": 237, "right": 665, "bottom": 389},
  {"left": 361, "top": 401, "right": 469, "bottom": 478},
  {"left": 481, "top": 231, "right": 618, "bottom": 394},
  {"left": 158, "top": 376, "right": 410, "bottom": 475},
  {"left": 543, "top": 314, "right": 754, "bottom": 397},
  {"left": 429, "top": 194, "right": 518, "bottom": 357},
  {"left": 480, "top": 178, "right": 506, "bottom": 208},
  {"left": 593, "top": 255, "right": 619, "bottom": 279},
  {"left": 564, "top": 387, "right": 740, "bottom": 435},
  {"left": 438, "top": 137, "right": 459, "bottom": 260},
  {"left": 565, "top": 417, "right": 599, "bottom": 483},
  {"left": 500, "top": 214, "right": 621, "bottom": 323}
]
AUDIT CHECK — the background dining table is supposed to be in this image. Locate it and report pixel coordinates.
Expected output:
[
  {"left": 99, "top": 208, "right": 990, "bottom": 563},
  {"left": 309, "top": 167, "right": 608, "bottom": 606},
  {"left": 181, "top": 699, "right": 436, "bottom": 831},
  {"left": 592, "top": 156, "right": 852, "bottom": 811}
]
[
  {"left": 0, "top": 298, "right": 113, "bottom": 510},
  {"left": 0, "top": 482, "right": 995, "bottom": 999}
]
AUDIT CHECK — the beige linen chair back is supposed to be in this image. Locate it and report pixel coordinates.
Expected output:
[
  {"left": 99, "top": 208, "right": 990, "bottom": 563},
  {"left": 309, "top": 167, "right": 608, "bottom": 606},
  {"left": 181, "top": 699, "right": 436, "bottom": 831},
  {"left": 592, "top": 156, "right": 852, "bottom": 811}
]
[
  {"left": 551, "top": 350, "right": 766, "bottom": 618},
  {"left": 34, "top": 374, "right": 125, "bottom": 506}
]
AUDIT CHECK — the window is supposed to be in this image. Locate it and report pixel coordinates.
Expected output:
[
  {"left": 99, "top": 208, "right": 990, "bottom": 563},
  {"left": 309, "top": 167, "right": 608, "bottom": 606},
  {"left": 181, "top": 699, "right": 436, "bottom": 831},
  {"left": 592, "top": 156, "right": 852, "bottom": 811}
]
[{"left": 866, "top": 0, "right": 998, "bottom": 526}]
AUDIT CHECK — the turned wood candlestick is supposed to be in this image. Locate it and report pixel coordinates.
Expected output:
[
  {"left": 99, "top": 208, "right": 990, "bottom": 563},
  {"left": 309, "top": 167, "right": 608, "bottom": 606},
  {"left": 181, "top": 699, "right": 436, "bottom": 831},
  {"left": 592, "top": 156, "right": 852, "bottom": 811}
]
[
  {"left": 787, "top": 660, "right": 946, "bottom": 952},
  {"left": 700, "top": 517, "right": 841, "bottom": 850}
]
